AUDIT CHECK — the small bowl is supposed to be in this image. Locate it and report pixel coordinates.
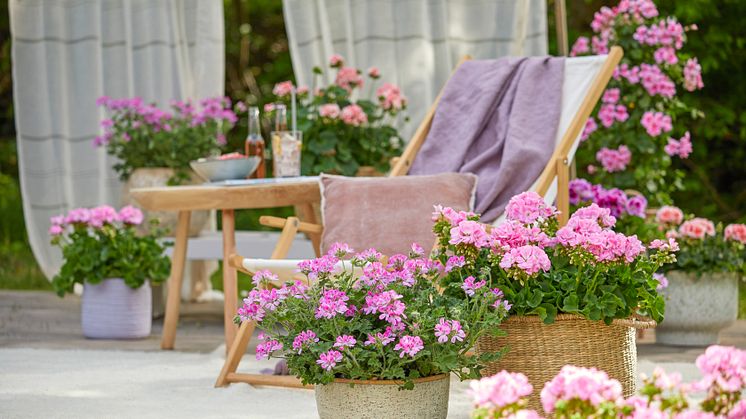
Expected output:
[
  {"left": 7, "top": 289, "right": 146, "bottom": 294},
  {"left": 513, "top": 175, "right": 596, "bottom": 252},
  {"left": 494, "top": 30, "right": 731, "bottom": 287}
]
[{"left": 189, "top": 156, "right": 261, "bottom": 182}]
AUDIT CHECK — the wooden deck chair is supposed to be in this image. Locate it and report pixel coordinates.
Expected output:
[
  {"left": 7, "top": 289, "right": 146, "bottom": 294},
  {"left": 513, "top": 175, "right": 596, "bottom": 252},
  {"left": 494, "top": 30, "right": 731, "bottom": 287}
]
[{"left": 215, "top": 46, "right": 624, "bottom": 389}]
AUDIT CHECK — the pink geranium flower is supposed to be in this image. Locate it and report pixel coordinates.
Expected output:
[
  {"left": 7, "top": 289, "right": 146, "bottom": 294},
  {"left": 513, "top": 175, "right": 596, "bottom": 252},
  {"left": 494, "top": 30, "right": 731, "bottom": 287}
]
[
  {"left": 318, "top": 103, "right": 341, "bottom": 119},
  {"left": 292, "top": 330, "right": 319, "bottom": 353},
  {"left": 570, "top": 36, "right": 590, "bottom": 57},
  {"left": 340, "top": 104, "right": 368, "bottom": 126},
  {"left": 367, "top": 66, "right": 380, "bottom": 78},
  {"left": 641, "top": 111, "right": 673, "bottom": 137},
  {"left": 724, "top": 224, "right": 746, "bottom": 244},
  {"left": 328, "top": 54, "right": 344, "bottom": 68},
  {"left": 656, "top": 205, "right": 684, "bottom": 226},
  {"left": 449, "top": 220, "right": 489, "bottom": 248},
  {"left": 376, "top": 83, "right": 407, "bottom": 111},
  {"left": 89, "top": 205, "right": 119, "bottom": 228},
  {"left": 393, "top": 335, "right": 424, "bottom": 358},
  {"left": 469, "top": 370, "right": 534, "bottom": 410},
  {"left": 505, "top": 191, "right": 557, "bottom": 225},
  {"left": 333, "top": 335, "right": 357, "bottom": 349},
  {"left": 335, "top": 67, "right": 363, "bottom": 91},
  {"left": 596, "top": 145, "right": 632, "bottom": 173},
  {"left": 316, "top": 349, "right": 343, "bottom": 370},
  {"left": 581, "top": 117, "right": 598, "bottom": 142},
  {"left": 664, "top": 131, "right": 693, "bottom": 158},
  {"left": 683, "top": 58, "right": 704, "bottom": 91},
  {"left": 499, "top": 245, "right": 551, "bottom": 276},
  {"left": 678, "top": 218, "right": 716, "bottom": 239},
  {"left": 272, "top": 81, "right": 295, "bottom": 97}
]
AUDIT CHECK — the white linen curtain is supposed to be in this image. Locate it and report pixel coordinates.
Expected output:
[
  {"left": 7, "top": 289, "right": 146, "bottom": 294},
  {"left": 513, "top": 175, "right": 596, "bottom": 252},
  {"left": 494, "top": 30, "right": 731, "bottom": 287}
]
[
  {"left": 10, "top": 0, "right": 225, "bottom": 278},
  {"left": 283, "top": 0, "right": 548, "bottom": 140}
]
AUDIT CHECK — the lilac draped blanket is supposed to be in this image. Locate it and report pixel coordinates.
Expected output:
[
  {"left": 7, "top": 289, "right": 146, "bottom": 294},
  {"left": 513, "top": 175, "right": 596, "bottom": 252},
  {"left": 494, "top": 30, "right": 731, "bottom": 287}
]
[{"left": 408, "top": 57, "right": 565, "bottom": 222}]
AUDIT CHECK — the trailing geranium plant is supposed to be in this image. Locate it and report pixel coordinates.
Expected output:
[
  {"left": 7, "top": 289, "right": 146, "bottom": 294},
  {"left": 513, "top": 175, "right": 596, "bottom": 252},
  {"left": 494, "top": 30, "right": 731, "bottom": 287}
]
[
  {"left": 49, "top": 205, "right": 171, "bottom": 296},
  {"left": 235, "top": 243, "right": 510, "bottom": 388},
  {"left": 433, "top": 191, "right": 677, "bottom": 325},
  {"left": 268, "top": 54, "right": 406, "bottom": 176},
  {"left": 653, "top": 206, "right": 746, "bottom": 276},
  {"left": 470, "top": 344, "right": 746, "bottom": 418},
  {"left": 95, "top": 96, "right": 245, "bottom": 184},
  {"left": 571, "top": 0, "right": 704, "bottom": 205}
]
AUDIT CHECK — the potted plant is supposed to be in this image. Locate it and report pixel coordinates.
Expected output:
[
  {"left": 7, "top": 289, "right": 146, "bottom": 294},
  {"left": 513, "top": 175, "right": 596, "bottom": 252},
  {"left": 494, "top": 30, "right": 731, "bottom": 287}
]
[
  {"left": 49, "top": 205, "right": 171, "bottom": 339},
  {"left": 95, "top": 96, "right": 245, "bottom": 235},
  {"left": 652, "top": 206, "right": 746, "bottom": 346},
  {"left": 268, "top": 53, "right": 406, "bottom": 176},
  {"left": 236, "top": 243, "right": 511, "bottom": 419},
  {"left": 433, "top": 192, "right": 677, "bottom": 407}
]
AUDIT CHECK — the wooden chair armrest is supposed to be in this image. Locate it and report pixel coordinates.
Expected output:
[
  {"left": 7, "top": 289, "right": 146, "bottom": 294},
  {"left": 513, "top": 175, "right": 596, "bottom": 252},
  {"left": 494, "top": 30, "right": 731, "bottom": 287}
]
[{"left": 259, "top": 215, "right": 323, "bottom": 235}]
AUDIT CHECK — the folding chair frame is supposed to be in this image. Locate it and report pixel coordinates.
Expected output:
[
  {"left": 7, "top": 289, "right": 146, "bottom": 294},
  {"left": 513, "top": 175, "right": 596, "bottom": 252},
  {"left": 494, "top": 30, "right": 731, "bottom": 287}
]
[{"left": 215, "top": 46, "right": 624, "bottom": 388}]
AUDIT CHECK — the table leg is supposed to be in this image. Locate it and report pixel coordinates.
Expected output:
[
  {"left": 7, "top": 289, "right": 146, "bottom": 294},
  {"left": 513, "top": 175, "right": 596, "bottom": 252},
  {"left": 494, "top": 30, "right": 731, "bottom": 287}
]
[
  {"left": 222, "top": 209, "right": 238, "bottom": 351},
  {"left": 297, "top": 203, "right": 322, "bottom": 257},
  {"left": 160, "top": 210, "right": 191, "bottom": 350}
]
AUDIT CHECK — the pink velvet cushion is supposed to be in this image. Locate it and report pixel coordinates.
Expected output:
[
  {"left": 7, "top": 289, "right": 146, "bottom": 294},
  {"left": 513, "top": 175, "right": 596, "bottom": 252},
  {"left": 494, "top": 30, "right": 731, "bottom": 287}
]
[{"left": 319, "top": 173, "right": 478, "bottom": 256}]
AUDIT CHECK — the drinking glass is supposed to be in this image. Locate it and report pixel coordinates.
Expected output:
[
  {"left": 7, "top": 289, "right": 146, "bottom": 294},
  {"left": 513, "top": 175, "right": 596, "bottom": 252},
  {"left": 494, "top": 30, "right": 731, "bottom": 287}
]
[{"left": 270, "top": 130, "right": 303, "bottom": 177}]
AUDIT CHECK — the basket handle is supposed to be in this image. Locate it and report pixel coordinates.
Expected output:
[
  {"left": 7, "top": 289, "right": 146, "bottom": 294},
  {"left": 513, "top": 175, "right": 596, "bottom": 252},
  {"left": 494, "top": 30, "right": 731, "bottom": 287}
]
[{"left": 612, "top": 315, "right": 657, "bottom": 329}]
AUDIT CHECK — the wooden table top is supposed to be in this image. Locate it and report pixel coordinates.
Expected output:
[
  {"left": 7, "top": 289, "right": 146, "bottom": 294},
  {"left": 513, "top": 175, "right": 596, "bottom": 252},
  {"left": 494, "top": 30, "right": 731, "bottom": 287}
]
[{"left": 129, "top": 177, "right": 320, "bottom": 211}]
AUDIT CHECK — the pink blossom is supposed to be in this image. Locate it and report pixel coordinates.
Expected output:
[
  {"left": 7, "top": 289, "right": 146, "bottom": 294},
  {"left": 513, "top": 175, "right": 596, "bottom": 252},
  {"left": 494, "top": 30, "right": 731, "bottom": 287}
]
[
  {"left": 499, "top": 245, "right": 551, "bottom": 276},
  {"left": 316, "top": 349, "right": 343, "bottom": 371},
  {"left": 409, "top": 243, "right": 425, "bottom": 258},
  {"left": 445, "top": 256, "right": 466, "bottom": 273},
  {"left": 328, "top": 242, "right": 354, "bottom": 258},
  {"left": 596, "top": 145, "right": 632, "bottom": 173},
  {"left": 649, "top": 237, "right": 680, "bottom": 252},
  {"left": 569, "top": 178, "right": 594, "bottom": 205},
  {"left": 367, "top": 66, "right": 380, "bottom": 78},
  {"left": 297, "top": 255, "right": 338, "bottom": 281},
  {"left": 318, "top": 103, "right": 341, "bottom": 119},
  {"left": 50, "top": 215, "right": 65, "bottom": 226},
  {"left": 615, "top": 63, "right": 641, "bottom": 84},
  {"left": 251, "top": 269, "right": 279, "bottom": 287},
  {"left": 255, "top": 339, "right": 282, "bottom": 360},
  {"left": 598, "top": 103, "right": 629, "bottom": 128},
  {"left": 65, "top": 208, "right": 91, "bottom": 225},
  {"left": 461, "top": 276, "right": 487, "bottom": 297},
  {"left": 540, "top": 365, "right": 623, "bottom": 414},
  {"left": 626, "top": 195, "right": 648, "bottom": 218},
  {"left": 683, "top": 58, "right": 704, "bottom": 91},
  {"left": 48, "top": 225, "right": 63, "bottom": 236},
  {"left": 602, "top": 88, "right": 620, "bottom": 104},
  {"left": 340, "top": 104, "right": 368, "bottom": 126},
  {"left": 394, "top": 335, "right": 424, "bottom": 358},
  {"left": 315, "top": 289, "right": 349, "bottom": 319},
  {"left": 639, "top": 64, "right": 676, "bottom": 98},
  {"left": 490, "top": 221, "right": 552, "bottom": 250},
  {"left": 449, "top": 220, "right": 489, "bottom": 248},
  {"left": 296, "top": 86, "right": 309, "bottom": 95},
  {"left": 505, "top": 191, "right": 557, "bottom": 225},
  {"left": 263, "top": 103, "right": 275, "bottom": 113},
  {"left": 653, "top": 273, "right": 669, "bottom": 290},
  {"left": 328, "top": 54, "right": 344, "bottom": 68},
  {"left": 656, "top": 206, "right": 684, "bottom": 226},
  {"left": 570, "top": 36, "right": 590, "bottom": 57},
  {"left": 89, "top": 205, "right": 118, "bottom": 228},
  {"left": 665, "top": 131, "right": 693, "bottom": 158},
  {"left": 292, "top": 330, "right": 319, "bottom": 353},
  {"left": 118, "top": 205, "right": 143, "bottom": 225},
  {"left": 469, "top": 370, "right": 533, "bottom": 410},
  {"left": 433, "top": 205, "right": 476, "bottom": 226},
  {"left": 581, "top": 117, "right": 598, "bottom": 142},
  {"left": 654, "top": 46, "right": 679, "bottom": 65},
  {"left": 678, "top": 218, "right": 716, "bottom": 240},
  {"left": 364, "top": 327, "right": 396, "bottom": 346},
  {"left": 725, "top": 224, "right": 746, "bottom": 244},
  {"left": 333, "top": 335, "right": 357, "bottom": 349},
  {"left": 587, "top": 164, "right": 597, "bottom": 174},
  {"left": 641, "top": 111, "right": 673, "bottom": 137},
  {"left": 591, "top": 7, "right": 616, "bottom": 34},
  {"left": 591, "top": 35, "right": 609, "bottom": 54},
  {"left": 335, "top": 67, "right": 363, "bottom": 91},
  {"left": 376, "top": 83, "right": 407, "bottom": 111},
  {"left": 272, "top": 81, "right": 295, "bottom": 97},
  {"left": 695, "top": 345, "right": 746, "bottom": 393}
]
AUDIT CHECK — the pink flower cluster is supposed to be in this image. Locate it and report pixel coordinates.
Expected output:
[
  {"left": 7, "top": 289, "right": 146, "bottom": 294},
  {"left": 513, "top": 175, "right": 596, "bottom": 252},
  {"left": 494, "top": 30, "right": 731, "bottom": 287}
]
[
  {"left": 683, "top": 58, "right": 704, "bottom": 92},
  {"left": 362, "top": 290, "right": 407, "bottom": 329},
  {"left": 655, "top": 205, "right": 684, "bottom": 226},
  {"left": 596, "top": 145, "right": 632, "bottom": 172},
  {"left": 393, "top": 335, "right": 424, "bottom": 358},
  {"left": 469, "top": 370, "right": 534, "bottom": 410},
  {"left": 499, "top": 245, "right": 551, "bottom": 276},
  {"left": 340, "top": 104, "right": 368, "bottom": 126},
  {"left": 461, "top": 276, "right": 487, "bottom": 296},
  {"left": 540, "top": 365, "right": 623, "bottom": 414},
  {"left": 376, "top": 83, "right": 407, "bottom": 111},
  {"left": 639, "top": 63, "right": 676, "bottom": 98},
  {"left": 238, "top": 280, "right": 307, "bottom": 322},
  {"left": 450, "top": 220, "right": 489, "bottom": 248},
  {"left": 335, "top": 67, "right": 364, "bottom": 92},
  {"left": 315, "top": 289, "right": 350, "bottom": 319},
  {"left": 724, "top": 224, "right": 746, "bottom": 244},
  {"left": 318, "top": 103, "right": 341, "bottom": 119},
  {"left": 640, "top": 111, "right": 673, "bottom": 137},
  {"left": 316, "top": 349, "right": 343, "bottom": 371},
  {"left": 580, "top": 117, "right": 598, "bottom": 142},
  {"left": 292, "top": 330, "right": 319, "bottom": 354},
  {"left": 272, "top": 81, "right": 295, "bottom": 97},
  {"left": 695, "top": 345, "right": 746, "bottom": 394},
  {"left": 678, "top": 218, "right": 716, "bottom": 240},
  {"left": 633, "top": 17, "right": 685, "bottom": 50},
  {"left": 49, "top": 205, "right": 144, "bottom": 236},
  {"left": 664, "top": 131, "right": 693, "bottom": 159},
  {"left": 598, "top": 103, "right": 629, "bottom": 128},
  {"left": 434, "top": 318, "right": 466, "bottom": 344},
  {"left": 504, "top": 192, "right": 557, "bottom": 225},
  {"left": 255, "top": 337, "right": 283, "bottom": 360},
  {"left": 569, "top": 179, "right": 647, "bottom": 218}
]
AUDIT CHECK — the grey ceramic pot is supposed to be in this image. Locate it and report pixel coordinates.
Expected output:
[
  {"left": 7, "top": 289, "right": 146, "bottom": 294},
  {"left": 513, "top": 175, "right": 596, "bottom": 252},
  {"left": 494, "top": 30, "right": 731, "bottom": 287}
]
[
  {"left": 81, "top": 278, "right": 152, "bottom": 339},
  {"left": 315, "top": 374, "right": 450, "bottom": 419},
  {"left": 656, "top": 271, "right": 738, "bottom": 346}
]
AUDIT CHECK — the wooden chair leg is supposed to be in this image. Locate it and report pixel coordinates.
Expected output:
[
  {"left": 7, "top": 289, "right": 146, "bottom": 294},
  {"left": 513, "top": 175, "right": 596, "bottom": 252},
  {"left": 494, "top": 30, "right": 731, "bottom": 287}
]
[
  {"left": 271, "top": 217, "right": 300, "bottom": 259},
  {"left": 222, "top": 209, "right": 238, "bottom": 352},
  {"left": 215, "top": 320, "right": 255, "bottom": 387},
  {"left": 160, "top": 210, "right": 191, "bottom": 350}
]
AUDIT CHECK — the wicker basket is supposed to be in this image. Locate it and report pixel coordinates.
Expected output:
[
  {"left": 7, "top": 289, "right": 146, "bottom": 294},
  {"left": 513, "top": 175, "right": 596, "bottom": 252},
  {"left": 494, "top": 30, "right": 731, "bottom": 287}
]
[{"left": 477, "top": 314, "right": 655, "bottom": 411}]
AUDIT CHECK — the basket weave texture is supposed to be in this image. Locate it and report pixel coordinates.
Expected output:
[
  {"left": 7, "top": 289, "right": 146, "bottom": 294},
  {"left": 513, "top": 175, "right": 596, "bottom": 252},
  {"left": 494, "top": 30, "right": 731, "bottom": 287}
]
[{"left": 477, "top": 314, "right": 654, "bottom": 411}]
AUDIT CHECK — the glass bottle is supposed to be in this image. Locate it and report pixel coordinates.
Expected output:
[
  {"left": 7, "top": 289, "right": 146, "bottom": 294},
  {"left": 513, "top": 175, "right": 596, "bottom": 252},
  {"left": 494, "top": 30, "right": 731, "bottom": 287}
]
[{"left": 245, "top": 106, "right": 265, "bottom": 178}]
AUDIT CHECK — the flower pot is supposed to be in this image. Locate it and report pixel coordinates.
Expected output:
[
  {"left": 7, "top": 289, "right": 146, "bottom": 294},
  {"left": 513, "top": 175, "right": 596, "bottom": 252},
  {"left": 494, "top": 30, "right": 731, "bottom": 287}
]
[
  {"left": 120, "top": 167, "right": 209, "bottom": 237},
  {"left": 656, "top": 271, "right": 738, "bottom": 346},
  {"left": 314, "top": 374, "right": 450, "bottom": 419},
  {"left": 81, "top": 278, "right": 152, "bottom": 339},
  {"left": 477, "top": 314, "right": 651, "bottom": 411}
]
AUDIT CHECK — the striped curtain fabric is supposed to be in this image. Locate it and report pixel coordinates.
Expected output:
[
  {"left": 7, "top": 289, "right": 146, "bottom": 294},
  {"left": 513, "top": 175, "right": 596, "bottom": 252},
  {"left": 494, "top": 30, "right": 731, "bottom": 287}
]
[
  {"left": 283, "top": 0, "right": 548, "bottom": 140},
  {"left": 10, "top": 0, "right": 225, "bottom": 278}
]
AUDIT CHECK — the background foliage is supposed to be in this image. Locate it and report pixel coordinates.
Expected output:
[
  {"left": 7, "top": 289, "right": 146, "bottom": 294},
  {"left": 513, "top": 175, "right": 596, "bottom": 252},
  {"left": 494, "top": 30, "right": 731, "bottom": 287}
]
[{"left": 0, "top": 0, "right": 744, "bottom": 306}]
